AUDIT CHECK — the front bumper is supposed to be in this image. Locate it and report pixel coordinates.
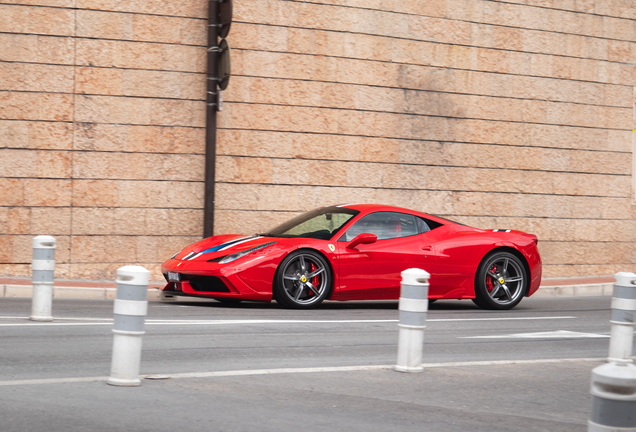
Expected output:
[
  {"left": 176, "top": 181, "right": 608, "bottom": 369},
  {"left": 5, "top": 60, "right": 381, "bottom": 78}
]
[{"left": 160, "top": 258, "right": 272, "bottom": 301}]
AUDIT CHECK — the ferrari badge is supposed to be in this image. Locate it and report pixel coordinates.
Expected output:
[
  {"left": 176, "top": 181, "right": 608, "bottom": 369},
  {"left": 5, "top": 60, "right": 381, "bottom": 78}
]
[{"left": 328, "top": 244, "right": 335, "bottom": 252}]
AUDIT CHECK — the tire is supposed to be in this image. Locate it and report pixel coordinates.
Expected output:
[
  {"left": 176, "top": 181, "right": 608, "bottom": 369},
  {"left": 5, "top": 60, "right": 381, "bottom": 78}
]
[
  {"left": 273, "top": 250, "right": 331, "bottom": 309},
  {"left": 472, "top": 251, "right": 527, "bottom": 310},
  {"left": 427, "top": 299, "right": 437, "bottom": 304}
]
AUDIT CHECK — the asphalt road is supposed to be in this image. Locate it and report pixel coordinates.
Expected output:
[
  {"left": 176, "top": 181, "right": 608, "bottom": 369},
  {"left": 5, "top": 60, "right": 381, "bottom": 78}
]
[{"left": 0, "top": 295, "right": 627, "bottom": 431}]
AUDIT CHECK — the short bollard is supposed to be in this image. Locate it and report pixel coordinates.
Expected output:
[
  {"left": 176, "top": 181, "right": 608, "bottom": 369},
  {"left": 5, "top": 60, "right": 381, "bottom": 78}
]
[
  {"left": 30, "top": 235, "right": 56, "bottom": 322},
  {"left": 107, "top": 265, "right": 150, "bottom": 387},
  {"left": 608, "top": 272, "right": 636, "bottom": 364},
  {"left": 589, "top": 362, "right": 636, "bottom": 431},
  {"left": 395, "top": 268, "right": 430, "bottom": 373}
]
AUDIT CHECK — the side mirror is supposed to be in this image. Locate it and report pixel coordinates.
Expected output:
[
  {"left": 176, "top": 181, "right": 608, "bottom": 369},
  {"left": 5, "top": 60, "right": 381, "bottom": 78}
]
[{"left": 346, "top": 233, "right": 377, "bottom": 249}]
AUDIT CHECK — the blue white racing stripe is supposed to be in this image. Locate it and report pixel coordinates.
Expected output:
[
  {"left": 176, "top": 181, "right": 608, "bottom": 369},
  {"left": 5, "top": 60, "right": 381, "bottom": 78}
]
[
  {"left": 218, "top": 236, "right": 263, "bottom": 251},
  {"left": 181, "top": 236, "right": 266, "bottom": 261},
  {"left": 184, "top": 252, "right": 204, "bottom": 260},
  {"left": 204, "top": 236, "right": 256, "bottom": 253},
  {"left": 182, "top": 236, "right": 255, "bottom": 261}
]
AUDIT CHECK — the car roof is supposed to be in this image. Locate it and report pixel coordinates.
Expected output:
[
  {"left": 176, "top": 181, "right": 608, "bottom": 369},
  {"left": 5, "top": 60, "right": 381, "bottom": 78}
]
[
  {"left": 335, "top": 203, "right": 428, "bottom": 217},
  {"left": 337, "top": 203, "right": 410, "bottom": 212},
  {"left": 333, "top": 204, "right": 461, "bottom": 227}
]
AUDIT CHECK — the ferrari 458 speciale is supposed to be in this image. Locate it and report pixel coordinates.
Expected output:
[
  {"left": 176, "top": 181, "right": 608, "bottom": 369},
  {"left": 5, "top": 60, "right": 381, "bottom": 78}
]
[{"left": 161, "top": 204, "right": 542, "bottom": 309}]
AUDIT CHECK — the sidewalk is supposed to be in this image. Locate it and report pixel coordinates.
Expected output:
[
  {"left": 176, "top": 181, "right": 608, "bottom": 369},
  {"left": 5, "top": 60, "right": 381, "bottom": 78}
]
[
  {"left": 0, "top": 275, "right": 617, "bottom": 300},
  {"left": 0, "top": 277, "right": 165, "bottom": 301}
]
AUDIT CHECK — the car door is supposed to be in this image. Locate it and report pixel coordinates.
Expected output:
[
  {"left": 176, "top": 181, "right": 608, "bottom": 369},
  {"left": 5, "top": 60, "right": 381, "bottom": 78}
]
[
  {"left": 335, "top": 212, "right": 438, "bottom": 300},
  {"left": 416, "top": 223, "right": 470, "bottom": 299}
]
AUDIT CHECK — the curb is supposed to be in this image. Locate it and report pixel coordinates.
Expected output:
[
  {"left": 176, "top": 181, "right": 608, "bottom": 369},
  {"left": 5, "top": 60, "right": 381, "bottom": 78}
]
[
  {"left": 0, "top": 281, "right": 615, "bottom": 301},
  {"left": 1, "top": 284, "right": 163, "bottom": 301},
  {"left": 531, "top": 282, "right": 615, "bottom": 298}
]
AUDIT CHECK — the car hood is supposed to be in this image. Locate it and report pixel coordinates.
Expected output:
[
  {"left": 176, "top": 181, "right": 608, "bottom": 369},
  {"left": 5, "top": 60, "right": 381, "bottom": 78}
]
[{"left": 172, "top": 235, "right": 276, "bottom": 262}]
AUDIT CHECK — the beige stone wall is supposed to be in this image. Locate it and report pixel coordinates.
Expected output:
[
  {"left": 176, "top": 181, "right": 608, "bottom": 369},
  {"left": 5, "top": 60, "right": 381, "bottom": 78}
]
[
  {"left": 0, "top": 0, "right": 208, "bottom": 280},
  {"left": 217, "top": 0, "right": 636, "bottom": 278},
  {"left": 1, "top": 0, "right": 635, "bottom": 281}
]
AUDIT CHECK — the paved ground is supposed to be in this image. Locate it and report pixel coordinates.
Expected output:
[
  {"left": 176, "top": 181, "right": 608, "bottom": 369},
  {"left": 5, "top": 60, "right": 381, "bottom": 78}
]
[
  {"left": 1, "top": 295, "right": 630, "bottom": 431},
  {"left": 0, "top": 274, "right": 619, "bottom": 300},
  {"left": 1, "top": 361, "right": 601, "bottom": 432}
]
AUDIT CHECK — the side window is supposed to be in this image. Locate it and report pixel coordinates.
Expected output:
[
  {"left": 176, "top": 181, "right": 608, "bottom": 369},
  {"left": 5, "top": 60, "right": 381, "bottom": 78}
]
[
  {"left": 340, "top": 212, "right": 419, "bottom": 241},
  {"left": 417, "top": 217, "right": 443, "bottom": 233}
]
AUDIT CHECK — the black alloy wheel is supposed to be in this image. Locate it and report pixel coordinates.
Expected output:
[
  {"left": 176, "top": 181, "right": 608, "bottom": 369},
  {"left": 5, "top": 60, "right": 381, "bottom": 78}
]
[
  {"left": 472, "top": 251, "right": 527, "bottom": 310},
  {"left": 273, "top": 250, "right": 331, "bottom": 309}
]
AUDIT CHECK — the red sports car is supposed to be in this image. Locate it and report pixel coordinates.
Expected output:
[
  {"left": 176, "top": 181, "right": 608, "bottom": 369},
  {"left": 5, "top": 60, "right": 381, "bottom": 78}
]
[{"left": 161, "top": 204, "right": 542, "bottom": 309}]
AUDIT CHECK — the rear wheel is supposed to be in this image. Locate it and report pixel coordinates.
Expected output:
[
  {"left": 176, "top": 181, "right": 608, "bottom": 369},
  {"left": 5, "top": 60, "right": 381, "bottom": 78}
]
[
  {"left": 472, "top": 252, "right": 527, "bottom": 310},
  {"left": 274, "top": 250, "right": 331, "bottom": 309}
]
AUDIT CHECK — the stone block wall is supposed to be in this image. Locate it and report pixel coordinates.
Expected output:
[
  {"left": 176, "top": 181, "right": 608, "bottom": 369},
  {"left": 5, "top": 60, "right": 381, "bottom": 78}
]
[
  {"left": 217, "top": 0, "right": 636, "bottom": 278},
  {"left": 0, "top": 0, "right": 207, "bottom": 280},
  {"left": 1, "top": 0, "right": 635, "bottom": 280}
]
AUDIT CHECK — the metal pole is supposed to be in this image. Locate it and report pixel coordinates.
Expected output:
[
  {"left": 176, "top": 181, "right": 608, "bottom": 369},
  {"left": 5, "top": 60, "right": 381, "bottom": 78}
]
[
  {"left": 588, "top": 362, "right": 636, "bottom": 431},
  {"left": 608, "top": 272, "right": 636, "bottom": 364},
  {"left": 395, "top": 268, "right": 430, "bottom": 373},
  {"left": 107, "top": 265, "right": 149, "bottom": 387},
  {"left": 30, "top": 235, "right": 56, "bottom": 322},
  {"left": 204, "top": 0, "right": 220, "bottom": 238}
]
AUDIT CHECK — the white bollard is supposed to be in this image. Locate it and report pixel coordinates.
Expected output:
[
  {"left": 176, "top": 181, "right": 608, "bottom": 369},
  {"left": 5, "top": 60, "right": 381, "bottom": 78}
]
[
  {"left": 107, "top": 265, "right": 150, "bottom": 387},
  {"left": 395, "top": 268, "right": 430, "bottom": 373},
  {"left": 589, "top": 362, "right": 636, "bottom": 431},
  {"left": 608, "top": 272, "right": 636, "bottom": 364},
  {"left": 30, "top": 235, "right": 56, "bottom": 322}
]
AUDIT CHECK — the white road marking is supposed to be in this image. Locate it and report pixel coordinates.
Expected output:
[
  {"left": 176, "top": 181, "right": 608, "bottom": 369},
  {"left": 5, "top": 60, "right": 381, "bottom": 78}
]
[
  {"left": 420, "top": 357, "right": 606, "bottom": 368},
  {"left": 0, "top": 376, "right": 110, "bottom": 386},
  {"left": 0, "top": 316, "right": 577, "bottom": 327},
  {"left": 0, "top": 322, "right": 113, "bottom": 327},
  {"left": 0, "top": 357, "right": 605, "bottom": 387},
  {"left": 461, "top": 330, "right": 609, "bottom": 339},
  {"left": 149, "top": 319, "right": 393, "bottom": 324},
  {"left": 429, "top": 316, "right": 576, "bottom": 322},
  {"left": 153, "top": 365, "right": 392, "bottom": 379},
  {"left": 0, "top": 316, "right": 114, "bottom": 321}
]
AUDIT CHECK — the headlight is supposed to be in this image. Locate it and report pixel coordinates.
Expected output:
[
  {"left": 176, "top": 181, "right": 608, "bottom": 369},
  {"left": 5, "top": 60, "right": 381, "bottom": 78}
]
[{"left": 219, "top": 242, "right": 277, "bottom": 264}]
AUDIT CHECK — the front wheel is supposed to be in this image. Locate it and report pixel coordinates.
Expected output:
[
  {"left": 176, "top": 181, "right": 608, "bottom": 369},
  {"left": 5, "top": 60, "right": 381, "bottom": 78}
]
[
  {"left": 273, "top": 250, "right": 331, "bottom": 309},
  {"left": 472, "top": 252, "right": 527, "bottom": 310}
]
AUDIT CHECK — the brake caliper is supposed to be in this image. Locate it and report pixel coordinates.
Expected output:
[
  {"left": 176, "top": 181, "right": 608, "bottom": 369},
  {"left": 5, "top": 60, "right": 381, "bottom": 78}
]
[{"left": 486, "top": 265, "right": 497, "bottom": 292}]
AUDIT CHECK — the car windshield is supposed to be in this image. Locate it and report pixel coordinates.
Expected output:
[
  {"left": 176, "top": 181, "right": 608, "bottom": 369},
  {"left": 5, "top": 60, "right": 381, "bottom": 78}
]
[{"left": 264, "top": 206, "right": 360, "bottom": 240}]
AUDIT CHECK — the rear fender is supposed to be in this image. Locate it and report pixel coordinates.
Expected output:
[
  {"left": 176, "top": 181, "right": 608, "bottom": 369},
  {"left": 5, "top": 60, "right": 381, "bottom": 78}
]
[{"left": 474, "top": 245, "right": 532, "bottom": 297}]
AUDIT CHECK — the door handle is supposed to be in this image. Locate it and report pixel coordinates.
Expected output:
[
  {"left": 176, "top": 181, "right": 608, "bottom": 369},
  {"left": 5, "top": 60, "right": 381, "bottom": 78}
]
[{"left": 422, "top": 245, "right": 433, "bottom": 251}]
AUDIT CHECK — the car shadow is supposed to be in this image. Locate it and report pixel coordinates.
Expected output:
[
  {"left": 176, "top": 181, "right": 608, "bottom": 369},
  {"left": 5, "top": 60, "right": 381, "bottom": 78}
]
[{"left": 156, "top": 298, "right": 484, "bottom": 311}]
